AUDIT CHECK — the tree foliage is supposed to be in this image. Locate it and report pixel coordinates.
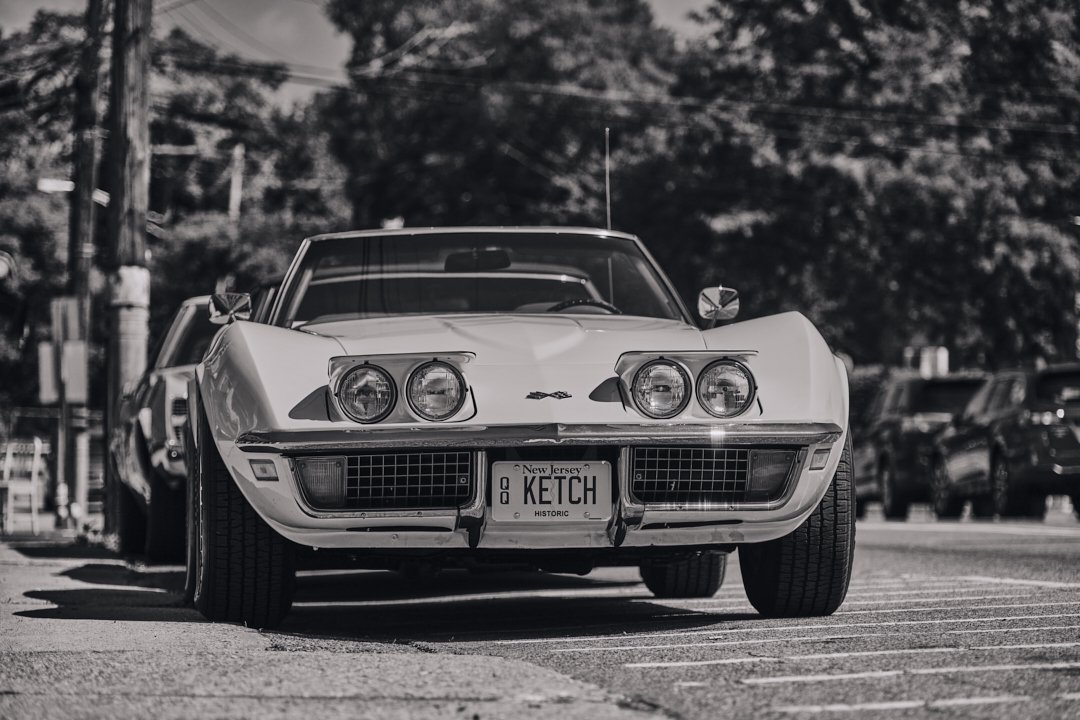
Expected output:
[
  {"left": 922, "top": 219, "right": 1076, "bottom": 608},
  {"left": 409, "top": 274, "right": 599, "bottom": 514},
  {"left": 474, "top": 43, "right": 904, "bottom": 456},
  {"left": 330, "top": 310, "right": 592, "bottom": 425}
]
[{"left": 2, "top": 0, "right": 1078, "bottom": 421}]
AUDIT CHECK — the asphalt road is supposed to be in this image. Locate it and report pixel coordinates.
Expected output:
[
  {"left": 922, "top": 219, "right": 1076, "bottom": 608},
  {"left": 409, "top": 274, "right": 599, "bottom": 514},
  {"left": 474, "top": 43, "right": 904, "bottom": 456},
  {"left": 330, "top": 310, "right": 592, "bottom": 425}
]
[{"left": 3, "top": 506, "right": 1080, "bottom": 719}]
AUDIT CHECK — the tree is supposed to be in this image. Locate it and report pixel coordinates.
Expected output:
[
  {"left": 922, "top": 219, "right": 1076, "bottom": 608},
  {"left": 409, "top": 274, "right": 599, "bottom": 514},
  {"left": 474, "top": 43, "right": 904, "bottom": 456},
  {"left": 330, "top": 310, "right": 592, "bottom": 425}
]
[
  {"left": 664, "top": 0, "right": 1080, "bottom": 367},
  {"left": 320, "top": 0, "right": 678, "bottom": 229}
]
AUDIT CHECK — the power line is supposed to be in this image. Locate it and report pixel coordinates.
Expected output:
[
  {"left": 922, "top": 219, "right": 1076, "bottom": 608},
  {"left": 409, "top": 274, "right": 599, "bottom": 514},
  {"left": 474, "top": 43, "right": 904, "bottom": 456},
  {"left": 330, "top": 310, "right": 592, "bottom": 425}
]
[{"left": 191, "top": 1, "right": 298, "bottom": 64}]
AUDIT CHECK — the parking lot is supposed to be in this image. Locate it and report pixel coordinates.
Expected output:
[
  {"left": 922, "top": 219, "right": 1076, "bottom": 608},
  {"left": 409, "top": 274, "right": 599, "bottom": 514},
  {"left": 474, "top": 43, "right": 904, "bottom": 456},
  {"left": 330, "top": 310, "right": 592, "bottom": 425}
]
[{"left": 2, "top": 507, "right": 1078, "bottom": 719}]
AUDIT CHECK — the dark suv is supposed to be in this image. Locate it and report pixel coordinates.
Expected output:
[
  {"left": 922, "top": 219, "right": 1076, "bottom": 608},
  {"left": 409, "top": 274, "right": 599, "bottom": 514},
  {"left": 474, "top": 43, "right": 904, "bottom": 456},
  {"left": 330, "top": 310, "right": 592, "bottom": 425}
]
[
  {"left": 855, "top": 373, "right": 987, "bottom": 519},
  {"left": 931, "top": 364, "right": 1080, "bottom": 520}
]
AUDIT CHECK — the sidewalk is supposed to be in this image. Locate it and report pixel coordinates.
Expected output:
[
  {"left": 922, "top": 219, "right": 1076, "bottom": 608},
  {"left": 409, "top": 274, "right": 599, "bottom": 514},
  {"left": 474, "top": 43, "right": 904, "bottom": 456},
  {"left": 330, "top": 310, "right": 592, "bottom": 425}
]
[{"left": 0, "top": 536, "right": 659, "bottom": 720}]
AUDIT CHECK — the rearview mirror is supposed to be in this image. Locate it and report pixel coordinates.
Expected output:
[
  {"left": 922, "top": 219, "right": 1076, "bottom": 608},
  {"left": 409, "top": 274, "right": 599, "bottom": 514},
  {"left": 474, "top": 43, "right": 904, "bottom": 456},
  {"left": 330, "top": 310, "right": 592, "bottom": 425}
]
[
  {"left": 209, "top": 293, "right": 252, "bottom": 325},
  {"left": 698, "top": 286, "right": 739, "bottom": 321}
]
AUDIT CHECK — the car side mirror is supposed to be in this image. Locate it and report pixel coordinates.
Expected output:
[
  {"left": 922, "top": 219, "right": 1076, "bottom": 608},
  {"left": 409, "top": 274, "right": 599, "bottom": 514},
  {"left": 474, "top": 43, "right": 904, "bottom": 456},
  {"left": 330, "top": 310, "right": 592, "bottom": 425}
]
[
  {"left": 698, "top": 286, "right": 740, "bottom": 321},
  {"left": 209, "top": 293, "right": 252, "bottom": 325}
]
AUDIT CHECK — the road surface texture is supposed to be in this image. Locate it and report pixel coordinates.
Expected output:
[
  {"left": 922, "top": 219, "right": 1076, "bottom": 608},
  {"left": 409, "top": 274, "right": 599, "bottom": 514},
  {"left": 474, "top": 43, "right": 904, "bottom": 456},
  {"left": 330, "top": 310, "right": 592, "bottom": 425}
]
[{"left": 3, "top": 508, "right": 1079, "bottom": 719}]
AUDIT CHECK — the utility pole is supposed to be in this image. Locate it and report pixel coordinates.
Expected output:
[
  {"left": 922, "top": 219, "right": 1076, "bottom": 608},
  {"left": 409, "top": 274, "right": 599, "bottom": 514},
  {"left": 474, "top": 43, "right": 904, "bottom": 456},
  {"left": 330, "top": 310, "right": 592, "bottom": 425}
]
[
  {"left": 104, "top": 0, "right": 152, "bottom": 534},
  {"left": 65, "top": 0, "right": 107, "bottom": 528}
]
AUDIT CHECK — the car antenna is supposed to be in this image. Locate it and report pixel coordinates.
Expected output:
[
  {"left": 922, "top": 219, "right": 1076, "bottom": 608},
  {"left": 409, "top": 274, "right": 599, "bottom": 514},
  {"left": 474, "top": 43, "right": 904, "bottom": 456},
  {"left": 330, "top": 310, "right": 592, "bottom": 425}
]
[{"left": 604, "top": 127, "right": 612, "bottom": 230}]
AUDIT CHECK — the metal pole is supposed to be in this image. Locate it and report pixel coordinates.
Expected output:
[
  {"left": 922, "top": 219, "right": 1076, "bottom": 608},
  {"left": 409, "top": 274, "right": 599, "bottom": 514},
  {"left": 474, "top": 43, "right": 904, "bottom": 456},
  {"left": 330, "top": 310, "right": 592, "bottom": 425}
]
[
  {"left": 104, "top": 0, "right": 152, "bottom": 535},
  {"left": 67, "top": 0, "right": 106, "bottom": 529}
]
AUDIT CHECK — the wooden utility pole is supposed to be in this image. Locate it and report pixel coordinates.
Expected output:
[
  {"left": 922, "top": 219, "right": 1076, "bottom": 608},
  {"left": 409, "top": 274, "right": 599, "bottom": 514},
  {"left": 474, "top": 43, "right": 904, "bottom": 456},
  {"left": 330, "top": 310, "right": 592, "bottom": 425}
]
[
  {"left": 104, "top": 0, "right": 152, "bottom": 534},
  {"left": 65, "top": 0, "right": 107, "bottom": 527}
]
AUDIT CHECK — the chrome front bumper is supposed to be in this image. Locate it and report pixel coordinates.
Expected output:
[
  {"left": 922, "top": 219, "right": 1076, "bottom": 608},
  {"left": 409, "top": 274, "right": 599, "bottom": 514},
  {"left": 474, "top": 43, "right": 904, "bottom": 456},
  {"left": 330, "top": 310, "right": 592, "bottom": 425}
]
[{"left": 221, "top": 421, "right": 845, "bottom": 551}]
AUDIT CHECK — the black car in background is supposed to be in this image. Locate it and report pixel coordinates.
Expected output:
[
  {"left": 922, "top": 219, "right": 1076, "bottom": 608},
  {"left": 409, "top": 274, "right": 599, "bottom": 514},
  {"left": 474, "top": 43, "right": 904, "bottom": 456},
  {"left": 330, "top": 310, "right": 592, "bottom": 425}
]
[
  {"left": 854, "top": 373, "right": 986, "bottom": 519},
  {"left": 931, "top": 364, "right": 1080, "bottom": 520}
]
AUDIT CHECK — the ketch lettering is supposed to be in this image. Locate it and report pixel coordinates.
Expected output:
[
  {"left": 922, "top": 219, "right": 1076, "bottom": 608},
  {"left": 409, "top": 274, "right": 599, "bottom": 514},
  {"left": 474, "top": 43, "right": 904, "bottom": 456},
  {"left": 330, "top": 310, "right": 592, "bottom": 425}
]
[
  {"left": 522, "top": 473, "right": 598, "bottom": 505},
  {"left": 526, "top": 391, "right": 572, "bottom": 400}
]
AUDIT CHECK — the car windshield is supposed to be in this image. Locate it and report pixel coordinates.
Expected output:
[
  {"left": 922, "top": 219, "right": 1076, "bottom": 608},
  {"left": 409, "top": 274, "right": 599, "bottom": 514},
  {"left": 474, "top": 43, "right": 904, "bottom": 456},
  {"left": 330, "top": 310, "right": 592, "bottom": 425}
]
[
  {"left": 274, "top": 232, "right": 685, "bottom": 326},
  {"left": 1035, "top": 371, "right": 1080, "bottom": 404},
  {"left": 910, "top": 379, "right": 984, "bottom": 414},
  {"left": 156, "top": 305, "right": 219, "bottom": 368}
]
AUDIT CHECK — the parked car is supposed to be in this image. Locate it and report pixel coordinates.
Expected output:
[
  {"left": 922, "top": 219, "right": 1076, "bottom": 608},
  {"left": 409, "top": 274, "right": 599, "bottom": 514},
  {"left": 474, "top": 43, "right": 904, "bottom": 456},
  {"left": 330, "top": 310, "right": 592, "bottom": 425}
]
[
  {"left": 854, "top": 373, "right": 986, "bottom": 519},
  {"left": 932, "top": 363, "right": 1080, "bottom": 519},
  {"left": 184, "top": 227, "right": 854, "bottom": 628},
  {"left": 111, "top": 295, "right": 216, "bottom": 561}
]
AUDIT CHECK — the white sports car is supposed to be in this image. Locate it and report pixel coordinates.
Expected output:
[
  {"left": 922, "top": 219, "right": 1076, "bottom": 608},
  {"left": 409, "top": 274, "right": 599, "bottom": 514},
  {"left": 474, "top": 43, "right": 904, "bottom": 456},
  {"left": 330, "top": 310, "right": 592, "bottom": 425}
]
[{"left": 185, "top": 227, "right": 853, "bottom": 628}]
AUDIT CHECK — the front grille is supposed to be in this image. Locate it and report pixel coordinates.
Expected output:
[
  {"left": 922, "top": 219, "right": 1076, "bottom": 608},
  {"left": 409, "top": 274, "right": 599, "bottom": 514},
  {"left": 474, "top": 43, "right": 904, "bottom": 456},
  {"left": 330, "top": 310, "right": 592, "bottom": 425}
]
[
  {"left": 344, "top": 451, "right": 472, "bottom": 509},
  {"left": 170, "top": 397, "right": 188, "bottom": 419},
  {"left": 631, "top": 446, "right": 750, "bottom": 505}
]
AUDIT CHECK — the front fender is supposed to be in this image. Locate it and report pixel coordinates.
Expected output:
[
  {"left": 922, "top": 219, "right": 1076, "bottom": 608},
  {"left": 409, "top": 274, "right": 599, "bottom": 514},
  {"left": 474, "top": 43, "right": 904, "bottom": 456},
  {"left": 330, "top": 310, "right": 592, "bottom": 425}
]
[
  {"left": 702, "top": 311, "right": 849, "bottom": 431},
  {"left": 196, "top": 321, "right": 343, "bottom": 442}
]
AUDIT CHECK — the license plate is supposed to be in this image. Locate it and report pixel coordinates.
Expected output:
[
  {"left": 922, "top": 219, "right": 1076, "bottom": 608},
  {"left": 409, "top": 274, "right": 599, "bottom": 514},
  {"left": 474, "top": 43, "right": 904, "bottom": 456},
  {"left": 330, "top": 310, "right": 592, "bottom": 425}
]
[{"left": 491, "top": 461, "right": 612, "bottom": 522}]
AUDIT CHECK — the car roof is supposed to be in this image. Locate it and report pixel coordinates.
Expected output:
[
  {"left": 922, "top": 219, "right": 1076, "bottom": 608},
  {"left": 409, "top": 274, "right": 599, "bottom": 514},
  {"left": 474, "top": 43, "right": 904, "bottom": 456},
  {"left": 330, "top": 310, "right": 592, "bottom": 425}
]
[{"left": 304, "top": 226, "right": 642, "bottom": 243}]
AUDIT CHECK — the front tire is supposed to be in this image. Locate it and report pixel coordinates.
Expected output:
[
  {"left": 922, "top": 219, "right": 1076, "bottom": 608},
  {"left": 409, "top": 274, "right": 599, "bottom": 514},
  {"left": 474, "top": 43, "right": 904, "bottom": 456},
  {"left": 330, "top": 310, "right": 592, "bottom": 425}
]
[
  {"left": 739, "top": 435, "right": 855, "bottom": 618},
  {"left": 931, "top": 459, "right": 964, "bottom": 519},
  {"left": 191, "top": 404, "right": 296, "bottom": 628},
  {"left": 992, "top": 457, "right": 1045, "bottom": 519},
  {"left": 640, "top": 552, "right": 725, "bottom": 598}
]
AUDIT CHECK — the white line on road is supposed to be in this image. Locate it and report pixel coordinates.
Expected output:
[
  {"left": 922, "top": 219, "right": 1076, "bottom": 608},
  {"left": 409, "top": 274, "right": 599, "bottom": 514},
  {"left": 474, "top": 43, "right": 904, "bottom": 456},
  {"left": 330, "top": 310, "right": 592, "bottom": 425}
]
[
  {"left": 839, "top": 600, "right": 1080, "bottom": 616},
  {"left": 626, "top": 647, "right": 956, "bottom": 669},
  {"left": 956, "top": 575, "right": 1080, "bottom": 589},
  {"left": 552, "top": 628, "right": 1080, "bottom": 654},
  {"left": 743, "top": 661, "right": 1080, "bottom": 685},
  {"left": 775, "top": 696, "right": 1031, "bottom": 713},
  {"left": 625, "top": 642, "right": 1080, "bottom": 669},
  {"left": 946, "top": 623, "right": 1080, "bottom": 635},
  {"left": 493, "top": 612, "right": 1080, "bottom": 645},
  {"left": 861, "top": 521, "right": 1080, "bottom": 538}
]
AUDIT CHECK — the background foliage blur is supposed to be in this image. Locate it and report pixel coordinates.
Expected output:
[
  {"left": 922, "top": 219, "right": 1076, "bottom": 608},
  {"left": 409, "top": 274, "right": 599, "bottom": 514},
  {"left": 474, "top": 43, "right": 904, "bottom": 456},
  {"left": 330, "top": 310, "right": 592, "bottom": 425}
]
[{"left": 0, "top": 0, "right": 1078, "bottom": 413}]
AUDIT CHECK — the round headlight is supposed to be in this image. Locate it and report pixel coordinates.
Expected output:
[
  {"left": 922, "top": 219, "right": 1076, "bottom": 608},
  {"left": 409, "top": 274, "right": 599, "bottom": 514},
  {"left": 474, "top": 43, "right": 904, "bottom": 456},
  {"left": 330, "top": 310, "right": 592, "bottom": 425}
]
[
  {"left": 407, "top": 361, "right": 466, "bottom": 421},
  {"left": 632, "top": 360, "right": 690, "bottom": 419},
  {"left": 338, "top": 365, "right": 396, "bottom": 423},
  {"left": 697, "top": 360, "right": 755, "bottom": 418}
]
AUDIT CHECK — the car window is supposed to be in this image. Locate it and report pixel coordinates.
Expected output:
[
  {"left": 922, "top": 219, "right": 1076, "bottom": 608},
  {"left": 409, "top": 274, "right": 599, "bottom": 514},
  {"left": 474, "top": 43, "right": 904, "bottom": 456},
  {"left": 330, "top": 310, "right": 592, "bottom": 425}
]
[
  {"left": 1035, "top": 370, "right": 1080, "bottom": 404},
  {"left": 985, "top": 377, "right": 1019, "bottom": 415},
  {"left": 961, "top": 380, "right": 993, "bottom": 420},
  {"left": 909, "top": 379, "right": 985, "bottom": 414},
  {"left": 881, "top": 384, "right": 904, "bottom": 415}
]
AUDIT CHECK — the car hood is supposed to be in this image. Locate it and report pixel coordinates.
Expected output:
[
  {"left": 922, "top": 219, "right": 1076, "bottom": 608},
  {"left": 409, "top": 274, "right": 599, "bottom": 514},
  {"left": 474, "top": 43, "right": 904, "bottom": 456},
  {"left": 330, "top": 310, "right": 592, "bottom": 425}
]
[{"left": 304, "top": 314, "right": 706, "bottom": 365}]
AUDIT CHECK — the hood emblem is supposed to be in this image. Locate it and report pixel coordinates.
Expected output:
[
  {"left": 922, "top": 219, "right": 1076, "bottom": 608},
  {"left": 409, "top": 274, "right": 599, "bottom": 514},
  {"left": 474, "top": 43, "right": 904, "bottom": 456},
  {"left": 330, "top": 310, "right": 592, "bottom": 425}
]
[{"left": 526, "top": 391, "right": 572, "bottom": 400}]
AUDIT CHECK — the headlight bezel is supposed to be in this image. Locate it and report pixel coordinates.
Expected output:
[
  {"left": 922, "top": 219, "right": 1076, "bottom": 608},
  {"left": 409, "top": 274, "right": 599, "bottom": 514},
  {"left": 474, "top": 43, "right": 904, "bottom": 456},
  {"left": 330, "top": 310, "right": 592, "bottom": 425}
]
[
  {"left": 336, "top": 363, "right": 398, "bottom": 424},
  {"left": 406, "top": 360, "right": 467, "bottom": 421},
  {"left": 696, "top": 359, "right": 756, "bottom": 419},
  {"left": 631, "top": 359, "right": 692, "bottom": 419}
]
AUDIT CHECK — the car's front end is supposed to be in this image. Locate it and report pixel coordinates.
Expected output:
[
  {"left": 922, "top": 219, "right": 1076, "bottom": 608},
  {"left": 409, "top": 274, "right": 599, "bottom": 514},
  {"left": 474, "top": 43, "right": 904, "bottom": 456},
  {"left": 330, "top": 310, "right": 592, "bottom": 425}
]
[
  {"left": 196, "top": 310, "right": 848, "bottom": 559},
  {"left": 1006, "top": 367, "right": 1080, "bottom": 496},
  {"left": 188, "top": 227, "right": 853, "bottom": 627}
]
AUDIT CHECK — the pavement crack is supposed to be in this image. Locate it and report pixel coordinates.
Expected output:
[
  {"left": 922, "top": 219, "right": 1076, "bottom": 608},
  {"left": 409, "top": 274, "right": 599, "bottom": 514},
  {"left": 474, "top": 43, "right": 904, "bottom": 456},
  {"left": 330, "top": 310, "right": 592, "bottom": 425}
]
[{"left": 617, "top": 694, "right": 685, "bottom": 719}]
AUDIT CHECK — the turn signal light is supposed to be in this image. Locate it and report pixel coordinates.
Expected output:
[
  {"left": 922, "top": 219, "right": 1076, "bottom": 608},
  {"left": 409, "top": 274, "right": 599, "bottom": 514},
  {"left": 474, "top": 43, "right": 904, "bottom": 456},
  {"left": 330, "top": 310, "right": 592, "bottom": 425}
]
[
  {"left": 746, "top": 449, "right": 796, "bottom": 502},
  {"left": 295, "top": 456, "right": 345, "bottom": 509},
  {"left": 249, "top": 459, "right": 279, "bottom": 481},
  {"left": 809, "top": 448, "right": 831, "bottom": 471}
]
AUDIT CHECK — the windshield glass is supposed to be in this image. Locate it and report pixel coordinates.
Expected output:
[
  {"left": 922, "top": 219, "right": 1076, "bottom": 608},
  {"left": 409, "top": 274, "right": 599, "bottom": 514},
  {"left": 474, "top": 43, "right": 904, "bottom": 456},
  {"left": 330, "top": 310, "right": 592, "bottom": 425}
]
[
  {"left": 275, "top": 232, "right": 685, "bottom": 326},
  {"left": 156, "top": 305, "right": 219, "bottom": 368},
  {"left": 910, "top": 379, "right": 984, "bottom": 414},
  {"left": 1036, "top": 371, "right": 1080, "bottom": 404}
]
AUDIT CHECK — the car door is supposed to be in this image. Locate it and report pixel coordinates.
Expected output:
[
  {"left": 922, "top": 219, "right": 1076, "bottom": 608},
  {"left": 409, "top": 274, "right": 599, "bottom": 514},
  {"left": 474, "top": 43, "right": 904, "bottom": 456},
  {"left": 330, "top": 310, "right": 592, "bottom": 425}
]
[
  {"left": 854, "top": 386, "right": 889, "bottom": 493},
  {"left": 960, "top": 376, "right": 1017, "bottom": 492},
  {"left": 871, "top": 382, "right": 905, "bottom": 484},
  {"left": 941, "top": 377, "right": 995, "bottom": 489},
  {"left": 982, "top": 373, "right": 1028, "bottom": 491}
]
